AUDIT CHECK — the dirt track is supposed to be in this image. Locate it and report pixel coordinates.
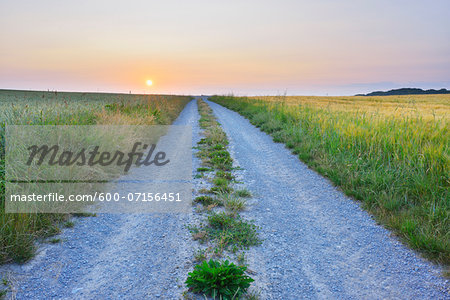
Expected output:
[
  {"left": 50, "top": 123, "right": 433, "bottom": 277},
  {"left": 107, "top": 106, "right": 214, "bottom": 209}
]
[{"left": 1, "top": 98, "right": 448, "bottom": 299}]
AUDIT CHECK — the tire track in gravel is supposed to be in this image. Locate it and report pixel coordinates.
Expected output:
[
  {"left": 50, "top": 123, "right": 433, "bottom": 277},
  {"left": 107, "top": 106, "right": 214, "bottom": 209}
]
[
  {"left": 205, "top": 97, "right": 449, "bottom": 299},
  {"left": 1, "top": 99, "right": 201, "bottom": 299}
]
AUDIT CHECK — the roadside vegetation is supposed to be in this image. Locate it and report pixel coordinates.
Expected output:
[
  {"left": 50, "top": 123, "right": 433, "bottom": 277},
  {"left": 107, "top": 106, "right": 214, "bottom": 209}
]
[
  {"left": 210, "top": 95, "right": 449, "bottom": 266},
  {"left": 185, "top": 99, "right": 260, "bottom": 299},
  {"left": 0, "top": 89, "right": 190, "bottom": 263},
  {"left": 186, "top": 259, "right": 254, "bottom": 299}
]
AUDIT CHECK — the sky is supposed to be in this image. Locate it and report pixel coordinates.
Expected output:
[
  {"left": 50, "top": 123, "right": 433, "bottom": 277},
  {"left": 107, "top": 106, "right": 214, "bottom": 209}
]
[{"left": 1, "top": 0, "right": 449, "bottom": 96}]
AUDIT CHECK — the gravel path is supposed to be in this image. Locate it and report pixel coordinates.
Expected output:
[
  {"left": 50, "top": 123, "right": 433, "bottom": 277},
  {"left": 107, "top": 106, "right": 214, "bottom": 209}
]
[
  {"left": 1, "top": 99, "right": 201, "bottom": 299},
  {"left": 205, "top": 98, "right": 449, "bottom": 299},
  {"left": 2, "top": 98, "right": 448, "bottom": 299}
]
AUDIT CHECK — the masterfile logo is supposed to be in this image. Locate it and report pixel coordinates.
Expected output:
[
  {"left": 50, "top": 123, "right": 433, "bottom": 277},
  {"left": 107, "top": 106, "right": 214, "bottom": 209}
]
[{"left": 26, "top": 142, "right": 169, "bottom": 172}]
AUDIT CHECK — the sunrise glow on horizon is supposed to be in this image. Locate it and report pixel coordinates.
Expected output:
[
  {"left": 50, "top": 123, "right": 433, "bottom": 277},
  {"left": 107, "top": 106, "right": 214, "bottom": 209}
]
[{"left": 1, "top": 1, "right": 449, "bottom": 96}]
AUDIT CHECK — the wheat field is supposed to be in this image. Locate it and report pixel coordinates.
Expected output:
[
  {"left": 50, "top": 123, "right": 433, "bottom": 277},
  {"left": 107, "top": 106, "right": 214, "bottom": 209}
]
[{"left": 211, "top": 94, "right": 449, "bottom": 264}]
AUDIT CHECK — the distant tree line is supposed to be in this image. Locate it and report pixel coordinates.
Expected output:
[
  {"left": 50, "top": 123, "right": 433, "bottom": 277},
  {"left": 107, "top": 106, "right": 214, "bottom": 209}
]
[{"left": 356, "top": 88, "right": 450, "bottom": 96}]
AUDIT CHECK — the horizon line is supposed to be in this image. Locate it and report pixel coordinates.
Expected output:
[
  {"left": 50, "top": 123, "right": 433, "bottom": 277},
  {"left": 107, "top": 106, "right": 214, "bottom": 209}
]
[{"left": 1, "top": 87, "right": 449, "bottom": 98}]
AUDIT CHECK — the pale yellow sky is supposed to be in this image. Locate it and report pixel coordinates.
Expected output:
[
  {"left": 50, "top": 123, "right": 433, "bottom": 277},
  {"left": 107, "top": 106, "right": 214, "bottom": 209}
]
[{"left": 1, "top": 0, "right": 449, "bottom": 95}]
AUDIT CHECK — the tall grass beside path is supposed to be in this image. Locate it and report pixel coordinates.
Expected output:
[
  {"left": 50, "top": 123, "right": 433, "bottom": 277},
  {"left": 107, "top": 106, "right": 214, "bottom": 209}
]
[{"left": 210, "top": 95, "right": 449, "bottom": 266}]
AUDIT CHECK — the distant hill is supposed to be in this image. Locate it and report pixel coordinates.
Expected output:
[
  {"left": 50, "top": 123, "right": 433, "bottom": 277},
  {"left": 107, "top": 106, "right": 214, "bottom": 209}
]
[{"left": 356, "top": 88, "right": 450, "bottom": 96}]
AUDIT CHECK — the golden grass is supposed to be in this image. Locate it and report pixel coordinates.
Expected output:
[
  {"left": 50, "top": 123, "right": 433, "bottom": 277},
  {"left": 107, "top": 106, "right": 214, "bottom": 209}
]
[{"left": 251, "top": 94, "right": 450, "bottom": 121}]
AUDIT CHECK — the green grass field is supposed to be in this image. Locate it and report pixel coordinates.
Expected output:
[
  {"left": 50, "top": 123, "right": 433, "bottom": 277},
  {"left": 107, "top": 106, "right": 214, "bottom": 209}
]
[
  {"left": 210, "top": 95, "right": 449, "bottom": 265},
  {"left": 0, "top": 89, "right": 190, "bottom": 263}
]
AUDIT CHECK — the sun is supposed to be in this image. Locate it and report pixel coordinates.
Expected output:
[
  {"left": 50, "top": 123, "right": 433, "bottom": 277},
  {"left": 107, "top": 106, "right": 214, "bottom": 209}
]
[{"left": 146, "top": 79, "right": 153, "bottom": 86}]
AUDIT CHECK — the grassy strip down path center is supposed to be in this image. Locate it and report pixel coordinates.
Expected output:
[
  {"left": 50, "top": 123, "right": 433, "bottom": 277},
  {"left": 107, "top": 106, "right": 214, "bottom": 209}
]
[{"left": 184, "top": 99, "right": 260, "bottom": 299}]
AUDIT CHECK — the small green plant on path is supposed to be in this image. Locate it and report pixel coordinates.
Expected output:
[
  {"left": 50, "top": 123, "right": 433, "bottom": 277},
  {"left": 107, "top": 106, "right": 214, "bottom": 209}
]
[{"left": 185, "top": 259, "right": 254, "bottom": 300}]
